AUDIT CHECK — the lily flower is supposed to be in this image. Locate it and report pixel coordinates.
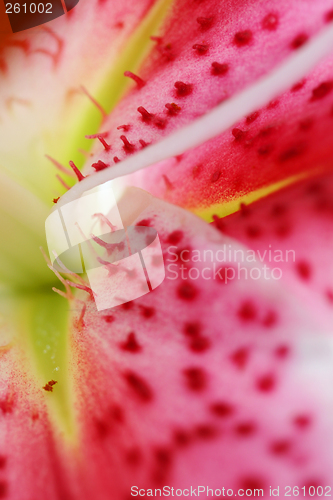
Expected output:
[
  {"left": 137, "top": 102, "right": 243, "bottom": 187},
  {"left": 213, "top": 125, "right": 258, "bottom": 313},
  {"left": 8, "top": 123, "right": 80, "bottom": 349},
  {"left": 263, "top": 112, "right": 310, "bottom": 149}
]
[{"left": 1, "top": 0, "right": 333, "bottom": 498}]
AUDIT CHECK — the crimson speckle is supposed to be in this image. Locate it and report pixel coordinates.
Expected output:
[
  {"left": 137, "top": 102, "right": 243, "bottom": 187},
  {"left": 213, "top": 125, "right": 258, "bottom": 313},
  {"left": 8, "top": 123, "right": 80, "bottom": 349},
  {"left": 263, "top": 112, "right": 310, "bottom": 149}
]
[
  {"left": 174, "top": 81, "right": 193, "bottom": 97},
  {"left": 126, "top": 448, "right": 141, "bottom": 466},
  {"left": 231, "top": 347, "right": 249, "bottom": 369},
  {"left": 291, "top": 80, "right": 306, "bottom": 92},
  {"left": 211, "top": 170, "right": 221, "bottom": 183},
  {"left": 257, "top": 374, "right": 275, "bottom": 392},
  {"left": 246, "top": 111, "right": 260, "bottom": 124},
  {"left": 103, "top": 315, "right": 114, "bottom": 323},
  {"left": 258, "top": 144, "right": 274, "bottom": 156},
  {"left": 275, "top": 345, "right": 290, "bottom": 358},
  {"left": 238, "top": 301, "right": 257, "bottom": 321},
  {"left": 184, "top": 367, "right": 207, "bottom": 391},
  {"left": 117, "top": 124, "right": 130, "bottom": 131},
  {"left": 167, "top": 230, "right": 183, "bottom": 244},
  {"left": 210, "top": 401, "right": 234, "bottom": 418},
  {"left": 140, "top": 306, "right": 155, "bottom": 318},
  {"left": 0, "top": 481, "right": 7, "bottom": 498},
  {"left": 240, "top": 478, "right": 265, "bottom": 493},
  {"left": 311, "top": 81, "right": 333, "bottom": 100},
  {"left": 262, "top": 13, "right": 279, "bottom": 31},
  {"left": 279, "top": 144, "right": 305, "bottom": 162},
  {"left": 196, "top": 17, "right": 214, "bottom": 30},
  {"left": 136, "top": 219, "right": 151, "bottom": 227},
  {"left": 233, "top": 30, "right": 253, "bottom": 47},
  {"left": 271, "top": 440, "right": 292, "bottom": 455},
  {"left": 196, "top": 424, "right": 218, "bottom": 439},
  {"left": 211, "top": 61, "right": 229, "bottom": 76},
  {"left": 325, "top": 9, "right": 333, "bottom": 22},
  {"left": 113, "top": 157, "right": 120, "bottom": 163},
  {"left": 121, "top": 301, "right": 134, "bottom": 310},
  {"left": 246, "top": 225, "right": 262, "bottom": 238},
  {"left": 296, "top": 261, "right": 312, "bottom": 280},
  {"left": 299, "top": 117, "right": 314, "bottom": 131},
  {"left": 235, "top": 422, "right": 256, "bottom": 436},
  {"left": 190, "top": 336, "right": 210, "bottom": 352},
  {"left": 124, "top": 371, "right": 153, "bottom": 402},
  {"left": 290, "top": 33, "right": 309, "bottom": 49},
  {"left": 121, "top": 332, "right": 142, "bottom": 353},
  {"left": 174, "top": 428, "right": 192, "bottom": 447},
  {"left": 263, "top": 311, "right": 277, "bottom": 328},
  {"left": 193, "top": 43, "right": 209, "bottom": 55},
  {"left": 177, "top": 282, "right": 198, "bottom": 301},
  {"left": 92, "top": 160, "right": 109, "bottom": 171},
  {"left": 184, "top": 322, "right": 201, "bottom": 337},
  {"left": 294, "top": 415, "right": 311, "bottom": 428},
  {"left": 165, "top": 102, "right": 181, "bottom": 115},
  {"left": 232, "top": 128, "right": 247, "bottom": 142}
]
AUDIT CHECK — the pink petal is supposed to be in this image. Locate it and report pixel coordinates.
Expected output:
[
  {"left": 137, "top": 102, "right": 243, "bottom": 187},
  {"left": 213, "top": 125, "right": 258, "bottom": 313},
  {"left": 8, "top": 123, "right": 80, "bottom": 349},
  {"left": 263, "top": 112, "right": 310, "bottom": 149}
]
[{"left": 62, "top": 188, "right": 333, "bottom": 497}]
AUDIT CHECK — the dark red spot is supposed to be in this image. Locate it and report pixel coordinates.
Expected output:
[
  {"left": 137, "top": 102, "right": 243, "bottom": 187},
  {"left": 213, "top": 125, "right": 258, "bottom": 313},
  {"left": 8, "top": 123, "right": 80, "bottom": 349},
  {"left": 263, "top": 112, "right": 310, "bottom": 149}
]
[
  {"left": 53, "top": 197, "right": 60, "bottom": 204},
  {"left": 92, "top": 160, "right": 109, "bottom": 171},
  {"left": 235, "top": 422, "right": 256, "bottom": 436},
  {"left": 0, "top": 457, "right": 6, "bottom": 469},
  {"left": 196, "top": 16, "right": 214, "bottom": 30},
  {"left": 212, "top": 215, "right": 225, "bottom": 233},
  {"left": 190, "top": 336, "right": 211, "bottom": 353},
  {"left": 95, "top": 418, "right": 110, "bottom": 439},
  {"left": 155, "top": 447, "right": 172, "bottom": 467},
  {"left": 136, "top": 219, "right": 151, "bottom": 227},
  {"left": 246, "top": 225, "right": 262, "bottom": 238},
  {"left": 275, "top": 223, "right": 291, "bottom": 238},
  {"left": 326, "top": 289, "right": 333, "bottom": 303},
  {"left": 262, "top": 13, "right": 279, "bottom": 31},
  {"left": 167, "top": 230, "right": 183, "bottom": 245},
  {"left": 120, "top": 135, "right": 136, "bottom": 153},
  {"left": 275, "top": 345, "right": 290, "bottom": 358},
  {"left": 103, "top": 315, "right": 115, "bottom": 323},
  {"left": 290, "top": 33, "right": 309, "bottom": 50},
  {"left": 238, "top": 301, "right": 257, "bottom": 321},
  {"left": 121, "top": 301, "right": 134, "bottom": 310},
  {"left": 293, "top": 415, "right": 311, "bottom": 428},
  {"left": 0, "top": 481, "right": 7, "bottom": 498},
  {"left": 234, "top": 30, "right": 253, "bottom": 47},
  {"left": 126, "top": 447, "right": 141, "bottom": 466},
  {"left": 240, "top": 478, "right": 265, "bottom": 493},
  {"left": 124, "top": 371, "right": 153, "bottom": 402},
  {"left": 165, "top": 102, "right": 181, "bottom": 115},
  {"left": 174, "top": 428, "right": 192, "bottom": 447},
  {"left": 296, "top": 261, "right": 311, "bottom": 280},
  {"left": 299, "top": 117, "right": 314, "bottom": 131},
  {"left": 232, "top": 128, "right": 247, "bottom": 142},
  {"left": 325, "top": 9, "right": 333, "bottom": 22},
  {"left": 257, "top": 374, "right": 275, "bottom": 392},
  {"left": 279, "top": 144, "right": 305, "bottom": 162},
  {"left": 139, "top": 139, "right": 149, "bottom": 148},
  {"left": 193, "top": 43, "right": 209, "bottom": 55},
  {"left": 211, "top": 170, "right": 221, "bottom": 183},
  {"left": 196, "top": 424, "right": 218, "bottom": 439},
  {"left": 174, "top": 81, "right": 193, "bottom": 97},
  {"left": 263, "top": 311, "right": 277, "bottom": 328},
  {"left": 121, "top": 332, "right": 142, "bottom": 353},
  {"left": 113, "top": 157, "right": 120, "bottom": 163},
  {"left": 184, "top": 367, "right": 207, "bottom": 391},
  {"left": 210, "top": 401, "right": 234, "bottom": 418},
  {"left": 177, "top": 282, "right": 198, "bottom": 301},
  {"left": 271, "top": 439, "right": 291, "bottom": 455},
  {"left": 184, "top": 322, "right": 201, "bottom": 337},
  {"left": 140, "top": 306, "right": 155, "bottom": 318},
  {"left": 271, "top": 203, "right": 287, "bottom": 217},
  {"left": 291, "top": 80, "right": 306, "bottom": 92},
  {"left": 231, "top": 347, "right": 250, "bottom": 369},
  {"left": 311, "top": 81, "right": 333, "bottom": 100},
  {"left": 246, "top": 111, "right": 260, "bottom": 124},
  {"left": 110, "top": 405, "right": 124, "bottom": 423},
  {"left": 211, "top": 62, "right": 229, "bottom": 76},
  {"left": 258, "top": 144, "right": 274, "bottom": 156},
  {"left": 124, "top": 71, "right": 145, "bottom": 88}
]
